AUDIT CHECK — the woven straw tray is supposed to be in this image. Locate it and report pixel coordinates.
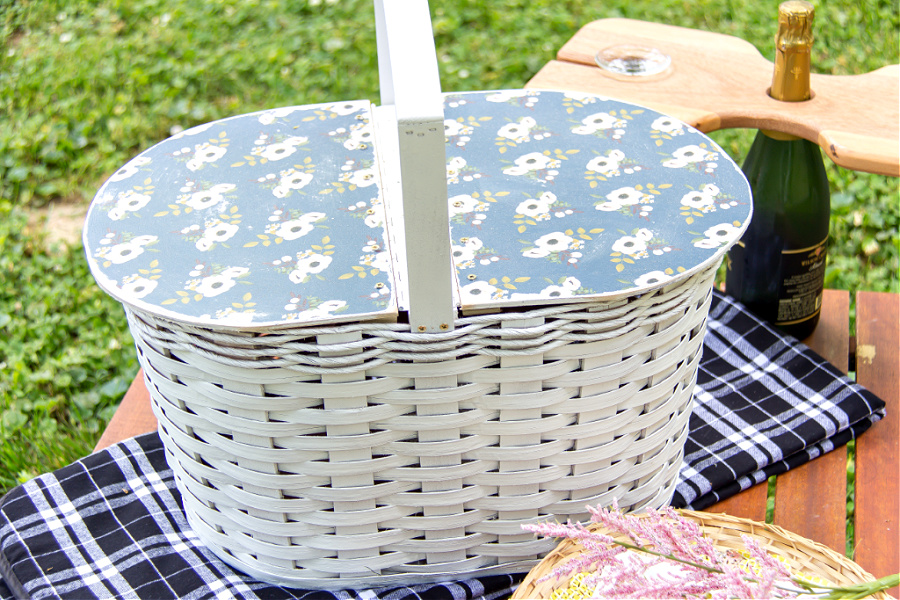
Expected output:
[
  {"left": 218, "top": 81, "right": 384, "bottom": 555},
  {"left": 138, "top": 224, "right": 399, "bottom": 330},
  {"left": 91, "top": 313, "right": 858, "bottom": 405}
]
[{"left": 511, "top": 509, "right": 892, "bottom": 599}]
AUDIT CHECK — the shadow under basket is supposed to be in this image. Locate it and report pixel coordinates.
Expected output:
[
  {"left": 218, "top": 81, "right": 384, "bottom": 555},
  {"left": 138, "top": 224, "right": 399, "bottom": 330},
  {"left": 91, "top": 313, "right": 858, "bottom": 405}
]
[{"left": 127, "top": 261, "right": 718, "bottom": 588}]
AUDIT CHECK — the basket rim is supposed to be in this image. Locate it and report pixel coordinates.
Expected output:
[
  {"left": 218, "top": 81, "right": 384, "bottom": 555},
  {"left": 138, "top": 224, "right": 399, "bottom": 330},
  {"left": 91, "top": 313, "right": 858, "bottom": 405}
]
[{"left": 510, "top": 509, "right": 891, "bottom": 600}]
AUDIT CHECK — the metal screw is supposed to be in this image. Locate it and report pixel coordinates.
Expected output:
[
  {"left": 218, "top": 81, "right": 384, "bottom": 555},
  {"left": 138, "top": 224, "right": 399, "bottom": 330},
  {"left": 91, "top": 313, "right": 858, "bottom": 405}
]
[
  {"left": 440, "top": 323, "right": 449, "bottom": 330},
  {"left": 417, "top": 325, "right": 426, "bottom": 332},
  {"left": 467, "top": 274, "right": 477, "bottom": 280}
]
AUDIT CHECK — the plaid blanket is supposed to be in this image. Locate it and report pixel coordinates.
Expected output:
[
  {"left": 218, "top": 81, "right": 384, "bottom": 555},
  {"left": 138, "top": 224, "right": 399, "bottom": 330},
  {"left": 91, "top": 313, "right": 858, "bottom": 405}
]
[{"left": 0, "top": 291, "right": 885, "bottom": 599}]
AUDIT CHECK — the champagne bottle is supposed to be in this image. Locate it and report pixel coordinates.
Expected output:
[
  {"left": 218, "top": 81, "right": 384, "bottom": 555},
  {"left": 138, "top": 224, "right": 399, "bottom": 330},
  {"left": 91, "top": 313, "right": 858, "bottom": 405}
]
[{"left": 726, "top": 0, "right": 830, "bottom": 339}]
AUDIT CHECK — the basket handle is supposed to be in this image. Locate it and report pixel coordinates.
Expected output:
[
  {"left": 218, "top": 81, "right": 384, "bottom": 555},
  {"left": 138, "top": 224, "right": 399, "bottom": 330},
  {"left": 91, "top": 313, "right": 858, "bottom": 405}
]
[{"left": 374, "top": 0, "right": 455, "bottom": 333}]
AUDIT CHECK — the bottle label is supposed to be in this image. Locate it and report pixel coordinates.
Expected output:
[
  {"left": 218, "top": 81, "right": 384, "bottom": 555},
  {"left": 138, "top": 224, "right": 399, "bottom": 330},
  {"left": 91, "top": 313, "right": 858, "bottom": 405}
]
[{"left": 776, "top": 238, "right": 827, "bottom": 326}]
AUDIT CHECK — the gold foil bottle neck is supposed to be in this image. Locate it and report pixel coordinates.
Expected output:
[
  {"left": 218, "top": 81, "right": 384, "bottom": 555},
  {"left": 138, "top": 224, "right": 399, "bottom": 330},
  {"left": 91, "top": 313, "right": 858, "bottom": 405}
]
[
  {"left": 776, "top": 1, "right": 815, "bottom": 50},
  {"left": 771, "top": 0, "right": 814, "bottom": 102}
]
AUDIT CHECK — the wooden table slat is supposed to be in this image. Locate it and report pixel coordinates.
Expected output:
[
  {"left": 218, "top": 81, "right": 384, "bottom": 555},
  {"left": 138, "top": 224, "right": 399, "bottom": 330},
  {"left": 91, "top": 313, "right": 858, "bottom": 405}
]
[
  {"left": 93, "top": 368, "right": 156, "bottom": 453},
  {"left": 854, "top": 291, "right": 900, "bottom": 591},
  {"left": 772, "top": 290, "right": 850, "bottom": 555},
  {"left": 706, "top": 482, "right": 768, "bottom": 523}
]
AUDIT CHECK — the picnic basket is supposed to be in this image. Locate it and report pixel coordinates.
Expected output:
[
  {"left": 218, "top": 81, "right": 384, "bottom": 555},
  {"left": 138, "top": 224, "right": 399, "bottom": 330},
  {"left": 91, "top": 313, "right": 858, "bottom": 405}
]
[
  {"left": 511, "top": 510, "right": 893, "bottom": 599},
  {"left": 83, "top": 0, "right": 752, "bottom": 588}
]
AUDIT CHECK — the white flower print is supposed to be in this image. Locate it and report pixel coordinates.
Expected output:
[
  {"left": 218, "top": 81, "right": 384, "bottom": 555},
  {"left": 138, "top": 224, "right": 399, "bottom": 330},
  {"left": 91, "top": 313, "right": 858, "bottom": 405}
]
[
  {"left": 195, "top": 274, "right": 237, "bottom": 297},
  {"left": 109, "top": 156, "right": 151, "bottom": 182},
  {"left": 572, "top": 111, "right": 625, "bottom": 135},
  {"left": 596, "top": 186, "right": 645, "bottom": 211},
  {"left": 364, "top": 205, "right": 385, "bottom": 229},
  {"left": 503, "top": 152, "right": 558, "bottom": 177},
  {"left": 343, "top": 123, "right": 374, "bottom": 150},
  {"left": 371, "top": 251, "right": 392, "bottom": 273},
  {"left": 285, "top": 298, "right": 348, "bottom": 322},
  {"left": 200, "top": 308, "right": 256, "bottom": 326},
  {"left": 171, "top": 122, "right": 214, "bottom": 140},
  {"left": 634, "top": 270, "right": 673, "bottom": 287},
  {"left": 257, "top": 107, "right": 302, "bottom": 125},
  {"left": 663, "top": 144, "right": 717, "bottom": 169},
  {"left": 328, "top": 102, "right": 365, "bottom": 116},
  {"left": 100, "top": 235, "right": 157, "bottom": 265},
  {"left": 447, "top": 156, "right": 467, "bottom": 183},
  {"left": 449, "top": 194, "right": 479, "bottom": 216},
  {"left": 538, "top": 283, "right": 575, "bottom": 299},
  {"left": 192, "top": 266, "right": 248, "bottom": 298},
  {"left": 509, "top": 276, "right": 581, "bottom": 300},
  {"left": 451, "top": 238, "right": 483, "bottom": 267},
  {"left": 268, "top": 210, "right": 326, "bottom": 240},
  {"left": 108, "top": 190, "right": 151, "bottom": 220},
  {"left": 693, "top": 222, "right": 742, "bottom": 248},
  {"left": 535, "top": 231, "right": 574, "bottom": 252},
  {"left": 485, "top": 90, "right": 537, "bottom": 106},
  {"left": 612, "top": 228, "right": 653, "bottom": 255},
  {"left": 348, "top": 167, "right": 378, "bottom": 188},
  {"left": 119, "top": 276, "right": 158, "bottom": 300},
  {"left": 444, "top": 119, "right": 469, "bottom": 137},
  {"left": 460, "top": 280, "right": 503, "bottom": 303},
  {"left": 451, "top": 243, "right": 476, "bottom": 266},
  {"left": 681, "top": 190, "right": 714, "bottom": 209},
  {"left": 586, "top": 150, "right": 626, "bottom": 175},
  {"left": 651, "top": 116, "right": 684, "bottom": 135},
  {"left": 276, "top": 219, "right": 314, "bottom": 240},
  {"left": 181, "top": 183, "right": 236, "bottom": 211},
  {"left": 254, "top": 136, "right": 307, "bottom": 162},
  {"left": 289, "top": 253, "right": 332, "bottom": 283},
  {"left": 497, "top": 117, "right": 536, "bottom": 142},
  {"left": 186, "top": 143, "right": 227, "bottom": 171},
  {"left": 195, "top": 221, "right": 239, "bottom": 251},
  {"left": 516, "top": 194, "right": 554, "bottom": 218},
  {"left": 272, "top": 169, "right": 314, "bottom": 198},
  {"left": 672, "top": 145, "right": 708, "bottom": 163},
  {"left": 317, "top": 299, "right": 347, "bottom": 313}
]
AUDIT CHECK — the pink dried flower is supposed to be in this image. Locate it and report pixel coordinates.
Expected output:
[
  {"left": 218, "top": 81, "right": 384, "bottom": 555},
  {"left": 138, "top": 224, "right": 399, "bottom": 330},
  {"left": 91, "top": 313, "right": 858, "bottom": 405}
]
[{"left": 522, "top": 501, "right": 899, "bottom": 599}]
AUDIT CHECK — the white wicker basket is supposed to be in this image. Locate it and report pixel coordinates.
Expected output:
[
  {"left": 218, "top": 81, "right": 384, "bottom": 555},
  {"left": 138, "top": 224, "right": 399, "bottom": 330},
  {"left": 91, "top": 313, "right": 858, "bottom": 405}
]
[{"left": 84, "top": 0, "right": 752, "bottom": 588}]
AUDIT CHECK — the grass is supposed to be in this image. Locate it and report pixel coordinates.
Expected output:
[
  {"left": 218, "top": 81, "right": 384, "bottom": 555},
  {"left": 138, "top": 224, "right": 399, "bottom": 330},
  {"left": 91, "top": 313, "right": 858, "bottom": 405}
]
[{"left": 1, "top": 0, "right": 897, "bottom": 526}]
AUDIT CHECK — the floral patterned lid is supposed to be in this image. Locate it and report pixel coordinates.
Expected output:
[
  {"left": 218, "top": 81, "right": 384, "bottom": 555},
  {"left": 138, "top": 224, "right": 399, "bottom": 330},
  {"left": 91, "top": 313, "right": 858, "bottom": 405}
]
[
  {"left": 442, "top": 90, "right": 751, "bottom": 309},
  {"left": 84, "top": 90, "right": 751, "bottom": 330},
  {"left": 84, "top": 100, "right": 395, "bottom": 329}
]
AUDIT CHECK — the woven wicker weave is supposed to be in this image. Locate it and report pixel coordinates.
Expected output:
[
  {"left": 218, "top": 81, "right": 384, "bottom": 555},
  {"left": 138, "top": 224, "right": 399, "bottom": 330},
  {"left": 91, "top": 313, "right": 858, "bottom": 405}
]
[
  {"left": 130, "top": 261, "right": 717, "bottom": 587},
  {"left": 511, "top": 510, "right": 892, "bottom": 599}
]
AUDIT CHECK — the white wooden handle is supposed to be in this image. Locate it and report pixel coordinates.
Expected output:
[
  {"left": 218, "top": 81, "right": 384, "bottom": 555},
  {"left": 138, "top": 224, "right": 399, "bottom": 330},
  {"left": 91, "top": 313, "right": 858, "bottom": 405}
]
[{"left": 374, "top": 0, "right": 455, "bottom": 333}]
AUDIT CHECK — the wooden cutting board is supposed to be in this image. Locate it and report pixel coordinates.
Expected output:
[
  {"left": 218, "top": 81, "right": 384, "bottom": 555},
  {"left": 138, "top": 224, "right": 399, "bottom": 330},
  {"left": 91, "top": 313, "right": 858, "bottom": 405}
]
[{"left": 527, "top": 18, "right": 899, "bottom": 177}]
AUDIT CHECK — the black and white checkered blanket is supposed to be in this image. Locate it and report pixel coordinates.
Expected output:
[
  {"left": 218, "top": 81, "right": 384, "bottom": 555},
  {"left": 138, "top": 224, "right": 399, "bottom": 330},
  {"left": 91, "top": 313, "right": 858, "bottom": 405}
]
[{"left": 0, "top": 291, "right": 886, "bottom": 599}]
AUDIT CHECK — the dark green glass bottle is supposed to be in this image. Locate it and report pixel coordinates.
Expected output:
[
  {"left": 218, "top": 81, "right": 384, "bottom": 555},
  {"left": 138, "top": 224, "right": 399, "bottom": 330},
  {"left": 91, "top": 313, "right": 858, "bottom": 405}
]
[{"left": 726, "top": 0, "right": 830, "bottom": 339}]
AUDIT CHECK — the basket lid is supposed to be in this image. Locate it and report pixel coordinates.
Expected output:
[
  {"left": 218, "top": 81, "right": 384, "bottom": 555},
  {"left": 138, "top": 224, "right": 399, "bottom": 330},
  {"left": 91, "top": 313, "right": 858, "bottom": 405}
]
[
  {"left": 442, "top": 90, "right": 751, "bottom": 310},
  {"left": 84, "top": 100, "right": 399, "bottom": 330},
  {"left": 83, "top": 90, "right": 752, "bottom": 330}
]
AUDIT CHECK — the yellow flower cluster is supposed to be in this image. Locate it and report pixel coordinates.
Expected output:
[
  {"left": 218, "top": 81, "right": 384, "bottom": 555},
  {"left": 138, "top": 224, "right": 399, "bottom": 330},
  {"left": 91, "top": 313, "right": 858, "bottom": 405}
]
[{"left": 549, "top": 572, "right": 592, "bottom": 600}]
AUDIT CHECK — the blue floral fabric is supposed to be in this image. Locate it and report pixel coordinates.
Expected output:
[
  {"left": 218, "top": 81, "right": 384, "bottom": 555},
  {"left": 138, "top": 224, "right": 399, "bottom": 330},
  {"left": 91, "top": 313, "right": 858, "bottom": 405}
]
[{"left": 82, "top": 91, "right": 752, "bottom": 329}]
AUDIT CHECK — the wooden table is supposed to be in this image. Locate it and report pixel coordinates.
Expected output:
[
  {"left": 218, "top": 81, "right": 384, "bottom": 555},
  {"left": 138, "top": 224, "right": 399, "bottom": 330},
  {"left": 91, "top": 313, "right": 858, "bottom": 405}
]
[{"left": 94, "top": 290, "right": 899, "bottom": 591}]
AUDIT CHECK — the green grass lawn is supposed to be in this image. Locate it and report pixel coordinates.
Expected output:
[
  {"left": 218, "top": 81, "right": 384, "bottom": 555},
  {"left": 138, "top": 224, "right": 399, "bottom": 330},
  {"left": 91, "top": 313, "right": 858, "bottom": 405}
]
[{"left": 1, "top": 0, "right": 897, "bottom": 504}]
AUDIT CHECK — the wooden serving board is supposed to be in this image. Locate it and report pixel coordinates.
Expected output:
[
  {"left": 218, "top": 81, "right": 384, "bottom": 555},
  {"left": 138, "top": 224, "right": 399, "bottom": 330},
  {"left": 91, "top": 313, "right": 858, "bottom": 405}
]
[{"left": 526, "top": 18, "right": 899, "bottom": 177}]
